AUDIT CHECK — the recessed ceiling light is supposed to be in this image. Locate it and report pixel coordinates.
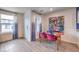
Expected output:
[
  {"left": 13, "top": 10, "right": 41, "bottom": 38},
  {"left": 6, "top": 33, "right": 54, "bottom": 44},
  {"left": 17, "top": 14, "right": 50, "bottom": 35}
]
[{"left": 50, "top": 8, "right": 53, "bottom": 11}]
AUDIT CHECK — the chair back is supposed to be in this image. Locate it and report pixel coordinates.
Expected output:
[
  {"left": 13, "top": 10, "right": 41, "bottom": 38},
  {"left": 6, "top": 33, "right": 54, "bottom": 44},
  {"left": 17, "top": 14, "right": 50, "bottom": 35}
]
[
  {"left": 39, "top": 32, "right": 47, "bottom": 39},
  {"left": 47, "top": 34, "right": 57, "bottom": 41}
]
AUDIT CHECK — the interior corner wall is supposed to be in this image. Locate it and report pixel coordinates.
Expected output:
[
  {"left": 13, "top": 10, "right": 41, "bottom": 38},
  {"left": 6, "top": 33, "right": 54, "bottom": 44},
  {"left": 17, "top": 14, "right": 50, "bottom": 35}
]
[
  {"left": 17, "top": 13, "right": 24, "bottom": 38},
  {"left": 43, "top": 8, "right": 79, "bottom": 45}
]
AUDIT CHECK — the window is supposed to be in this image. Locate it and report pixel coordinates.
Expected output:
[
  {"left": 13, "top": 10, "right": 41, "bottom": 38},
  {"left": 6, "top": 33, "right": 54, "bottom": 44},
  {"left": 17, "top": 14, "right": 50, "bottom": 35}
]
[{"left": 0, "top": 14, "right": 15, "bottom": 33}]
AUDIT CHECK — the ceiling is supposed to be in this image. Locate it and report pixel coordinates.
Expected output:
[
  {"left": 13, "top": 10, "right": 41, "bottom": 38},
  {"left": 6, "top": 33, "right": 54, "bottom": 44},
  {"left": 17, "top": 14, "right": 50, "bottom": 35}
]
[{"left": 0, "top": 7, "right": 73, "bottom": 14}]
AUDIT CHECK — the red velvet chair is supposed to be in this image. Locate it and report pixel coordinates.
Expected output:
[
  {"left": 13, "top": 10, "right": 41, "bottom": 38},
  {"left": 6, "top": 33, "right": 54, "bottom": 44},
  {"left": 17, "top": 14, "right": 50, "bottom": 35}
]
[
  {"left": 46, "top": 34, "right": 57, "bottom": 41},
  {"left": 39, "top": 32, "right": 47, "bottom": 42},
  {"left": 39, "top": 32, "right": 57, "bottom": 42}
]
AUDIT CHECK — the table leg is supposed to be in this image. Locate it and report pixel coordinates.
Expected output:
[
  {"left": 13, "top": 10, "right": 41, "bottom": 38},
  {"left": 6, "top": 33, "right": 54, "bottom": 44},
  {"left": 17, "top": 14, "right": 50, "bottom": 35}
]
[{"left": 56, "top": 36, "right": 61, "bottom": 51}]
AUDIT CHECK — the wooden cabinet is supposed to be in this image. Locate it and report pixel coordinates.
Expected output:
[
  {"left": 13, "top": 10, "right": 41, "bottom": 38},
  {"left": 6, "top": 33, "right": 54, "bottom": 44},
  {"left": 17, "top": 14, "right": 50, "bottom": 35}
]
[{"left": 0, "top": 33, "right": 13, "bottom": 42}]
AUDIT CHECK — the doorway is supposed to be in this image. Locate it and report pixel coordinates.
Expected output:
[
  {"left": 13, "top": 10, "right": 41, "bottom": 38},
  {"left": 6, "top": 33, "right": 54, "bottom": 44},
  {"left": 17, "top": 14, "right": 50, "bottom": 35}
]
[
  {"left": 35, "top": 16, "right": 42, "bottom": 40},
  {"left": 31, "top": 16, "right": 42, "bottom": 41}
]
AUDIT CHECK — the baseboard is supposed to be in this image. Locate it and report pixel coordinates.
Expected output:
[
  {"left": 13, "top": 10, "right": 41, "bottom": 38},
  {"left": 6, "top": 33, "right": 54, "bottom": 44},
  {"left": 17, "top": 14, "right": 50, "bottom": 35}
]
[
  {"left": 18, "top": 37, "right": 24, "bottom": 39},
  {"left": 61, "top": 40, "right": 79, "bottom": 48}
]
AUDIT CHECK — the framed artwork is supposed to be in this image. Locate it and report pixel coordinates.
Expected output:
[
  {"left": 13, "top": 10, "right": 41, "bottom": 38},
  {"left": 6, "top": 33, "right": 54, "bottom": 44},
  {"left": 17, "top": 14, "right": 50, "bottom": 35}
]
[
  {"left": 76, "top": 7, "right": 79, "bottom": 29},
  {"left": 48, "top": 16, "right": 64, "bottom": 34}
]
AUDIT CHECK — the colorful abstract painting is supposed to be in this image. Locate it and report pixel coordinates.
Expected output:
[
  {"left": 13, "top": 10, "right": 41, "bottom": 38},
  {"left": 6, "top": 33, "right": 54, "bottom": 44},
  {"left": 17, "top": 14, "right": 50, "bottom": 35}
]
[{"left": 48, "top": 16, "right": 64, "bottom": 34}]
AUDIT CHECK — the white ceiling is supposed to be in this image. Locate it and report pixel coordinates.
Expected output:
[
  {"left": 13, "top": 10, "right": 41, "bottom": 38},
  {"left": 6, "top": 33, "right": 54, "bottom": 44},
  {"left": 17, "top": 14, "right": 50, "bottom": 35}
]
[
  {"left": 31, "top": 7, "right": 72, "bottom": 14},
  {"left": 0, "top": 7, "right": 73, "bottom": 14}
]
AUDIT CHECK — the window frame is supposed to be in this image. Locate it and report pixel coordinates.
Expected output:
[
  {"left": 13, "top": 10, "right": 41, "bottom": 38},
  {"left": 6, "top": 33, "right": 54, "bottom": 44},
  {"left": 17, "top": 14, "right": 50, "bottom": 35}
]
[{"left": 0, "top": 14, "right": 15, "bottom": 33}]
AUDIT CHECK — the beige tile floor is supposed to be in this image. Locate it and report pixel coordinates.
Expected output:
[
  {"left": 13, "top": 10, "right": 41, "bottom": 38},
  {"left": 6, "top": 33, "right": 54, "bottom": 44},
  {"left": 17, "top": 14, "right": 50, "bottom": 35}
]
[{"left": 0, "top": 39, "right": 79, "bottom": 52}]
